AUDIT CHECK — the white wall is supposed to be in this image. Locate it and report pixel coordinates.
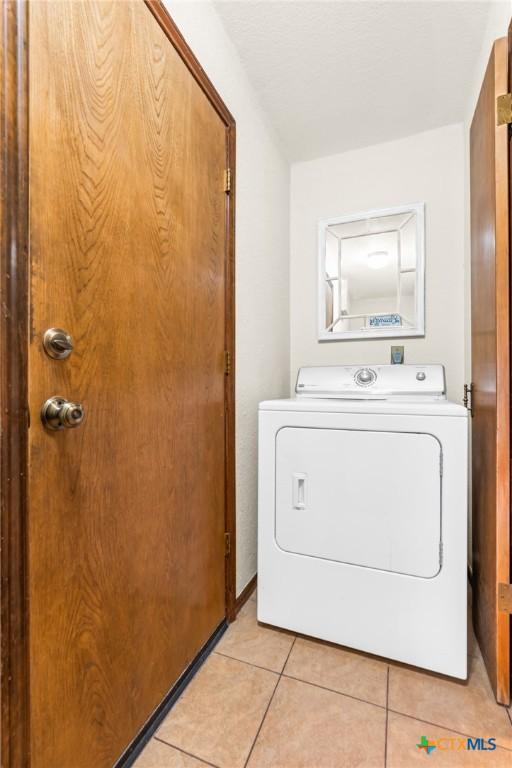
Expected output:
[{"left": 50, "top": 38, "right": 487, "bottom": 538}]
[
  {"left": 163, "top": 0, "right": 290, "bottom": 594},
  {"left": 290, "top": 124, "right": 466, "bottom": 402}
]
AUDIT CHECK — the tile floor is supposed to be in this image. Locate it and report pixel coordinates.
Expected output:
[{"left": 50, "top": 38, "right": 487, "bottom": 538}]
[{"left": 135, "top": 589, "right": 512, "bottom": 768}]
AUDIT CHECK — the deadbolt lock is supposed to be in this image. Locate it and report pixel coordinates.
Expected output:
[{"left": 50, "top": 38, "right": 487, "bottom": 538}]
[
  {"left": 43, "top": 328, "right": 74, "bottom": 360},
  {"left": 41, "top": 396, "right": 85, "bottom": 430}
]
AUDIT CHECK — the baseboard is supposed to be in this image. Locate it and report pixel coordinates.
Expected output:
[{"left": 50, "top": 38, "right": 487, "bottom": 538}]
[
  {"left": 235, "top": 574, "right": 257, "bottom": 614},
  {"left": 114, "top": 619, "right": 227, "bottom": 768}
]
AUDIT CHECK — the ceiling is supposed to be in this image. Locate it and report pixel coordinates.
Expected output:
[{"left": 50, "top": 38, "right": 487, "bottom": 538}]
[{"left": 214, "top": 0, "right": 503, "bottom": 161}]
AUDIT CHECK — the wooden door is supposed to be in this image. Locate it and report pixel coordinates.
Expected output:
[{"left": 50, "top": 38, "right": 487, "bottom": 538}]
[
  {"left": 470, "top": 36, "right": 510, "bottom": 706},
  {"left": 1, "top": 1, "right": 236, "bottom": 766}
]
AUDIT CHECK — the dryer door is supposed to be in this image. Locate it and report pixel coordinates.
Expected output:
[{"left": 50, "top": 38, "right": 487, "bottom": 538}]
[{"left": 275, "top": 427, "right": 442, "bottom": 578}]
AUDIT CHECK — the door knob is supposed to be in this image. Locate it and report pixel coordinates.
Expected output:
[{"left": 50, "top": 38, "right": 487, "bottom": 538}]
[
  {"left": 41, "top": 396, "right": 85, "bottom": 430},
  {"left": 43, "top": 328, "right": 74, "bottom": 359}
]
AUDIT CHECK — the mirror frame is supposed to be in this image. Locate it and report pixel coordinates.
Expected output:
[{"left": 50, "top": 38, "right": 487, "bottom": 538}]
[{"left": 317, "top": 202, "right": 425, "bottom": 341}]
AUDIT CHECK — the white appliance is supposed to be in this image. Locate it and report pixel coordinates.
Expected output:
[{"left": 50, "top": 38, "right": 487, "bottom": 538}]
[{"left": 258, "top": 364, "right": 468, "bottom": 678}]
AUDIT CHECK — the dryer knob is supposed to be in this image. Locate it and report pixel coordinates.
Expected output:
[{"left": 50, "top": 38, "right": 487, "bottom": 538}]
[{"left": 355, "top": 368, "right": 376, "bottom": 386}]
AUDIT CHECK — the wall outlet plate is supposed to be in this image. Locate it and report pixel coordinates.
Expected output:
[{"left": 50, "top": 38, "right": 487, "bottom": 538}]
[{"left": 391, "top": 346, "right": 404, "bottom": 364}]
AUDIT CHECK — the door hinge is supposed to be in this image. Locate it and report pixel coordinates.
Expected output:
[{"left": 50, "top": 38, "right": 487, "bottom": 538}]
[
  {"left": 224, "top": 532, "right": 231, "bottom": 556},
  {"left": 439, "top": 541, "right": 444, "bottom": 567},
  {"left": 224, "top": 350, "right": 232, "bottom": 375},
  {"left": 498, "top": 582, "right": 512, "bottom": 613},
  {"left": 224, "top": 168, "right": 231, "bottom": 194},
  {"left": 463, "top": 383, "right": 473, "bottom": 417},
  {"left": 497, "top": 93, "right": 512, "bottom": 125}
]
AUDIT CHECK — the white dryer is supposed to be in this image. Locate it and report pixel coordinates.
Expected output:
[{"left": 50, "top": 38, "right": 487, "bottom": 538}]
[{"left": 258, "top": 364, "right": 468, "bottom": 678}]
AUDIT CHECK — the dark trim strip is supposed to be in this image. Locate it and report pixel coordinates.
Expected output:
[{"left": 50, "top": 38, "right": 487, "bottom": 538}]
[
  {"left": 114, "top": 621, "right": 228, "bottom": 768},
  {"left": 0, "top": 2, "right": 30, "bottom": 767},
  {"left": 235, "top": 574, "right": 257, "bottom": 614}
]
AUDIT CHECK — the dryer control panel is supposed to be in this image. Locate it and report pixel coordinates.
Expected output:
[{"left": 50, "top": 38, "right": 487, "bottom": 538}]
[{"left": 295, "top": 364, "right": 446, "bottom": 399}]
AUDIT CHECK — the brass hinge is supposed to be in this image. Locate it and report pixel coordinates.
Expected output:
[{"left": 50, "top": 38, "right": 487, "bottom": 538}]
[
  {"left": 498, "top": 582, "right": 512, "bottom": 613},
  {"left": 224, "top": 532, "right": 231, "bottom": 556},
  {"left": 224, "top": 168, "right": 231, "bottom": 194},
  {"left": 224, "top": 350, "right": 232, "bottom": 376},
  {"left": 497, "top": 93, "right": 512, "bottom": 125},
  {"left": 463, "top": 383, "right": 473, "bottom": 417}
]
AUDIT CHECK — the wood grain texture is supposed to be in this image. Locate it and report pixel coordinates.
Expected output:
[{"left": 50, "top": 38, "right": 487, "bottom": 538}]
[
  {"left": 26, "top": 1, "right": 233, "bottom": 765},
  {"left": 144, "top": 0, "right": 237, "bottom": 623},
  {"left": 144, "top": 0, "right": 235, "bottom": 127},
  {"left": 0, "top": 2, "right": 30, "bottom": 766},
  {"left": 470, "top": 36, "right": 510, "bottom": 706}
]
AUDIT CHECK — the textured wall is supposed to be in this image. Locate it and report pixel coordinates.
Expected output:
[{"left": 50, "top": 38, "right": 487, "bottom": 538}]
[
  {"left": 163, "top": 0, "right": 290, "bottom": 594},
  {"left": 214, "top": 1, "right": 501, "bottom": 161},
  {"left": 290, "top": 124, "right": 466, "bottom": 402}
]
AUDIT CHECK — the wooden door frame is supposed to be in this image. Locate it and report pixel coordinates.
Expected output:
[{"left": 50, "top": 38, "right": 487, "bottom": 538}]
[
  {"left": 470, "top": 32, "right": 511, "bottom": 707},
  {"left": 1, "top": 2, "right": 30, "bottom": 766},
  {"left": 494, "top": 34, "right": 511, "bottom": 707},
  {"left": 0, "top": 1, "right": 236, "bottom": 765}
]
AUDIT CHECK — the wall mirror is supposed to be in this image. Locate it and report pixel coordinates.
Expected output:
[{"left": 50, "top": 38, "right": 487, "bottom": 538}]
[{"left": 318, "top": 203, "right": 425, "bottom": 340}]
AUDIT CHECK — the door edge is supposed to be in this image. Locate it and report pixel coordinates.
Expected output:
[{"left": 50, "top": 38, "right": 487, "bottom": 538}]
[{"left": 0, "top": 1, "right": 30, "bottom": 766}]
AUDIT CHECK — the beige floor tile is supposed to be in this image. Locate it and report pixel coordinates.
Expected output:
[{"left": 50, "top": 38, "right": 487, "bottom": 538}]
[
  {"left": 387, "top": 712, "right": 511, "bottom": 766},
  {"left": 283, "top": 636, "right": 388, "bottom": 707},
  {"left": 247, "top": 676, "right": 386, "bottom": 768},
  {"left": 133, "top": 739, "right": 210, "bottom": 767},
  {"left": 215, "top": 600, "right": 295, "bottom": 672},
  {"left": 157, "top": 653, "right": 278, "bottom": 768},
  {"left": 388, "top": 655, "right": 512, "bottom": 749}
]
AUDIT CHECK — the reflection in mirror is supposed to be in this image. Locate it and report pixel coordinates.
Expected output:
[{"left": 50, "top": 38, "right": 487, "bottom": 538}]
[{"left": 319, "top": 204, "right": 424, "bottom": 340}]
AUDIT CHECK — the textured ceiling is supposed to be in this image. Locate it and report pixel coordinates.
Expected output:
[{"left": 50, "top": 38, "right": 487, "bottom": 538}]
[{"left": 214, "top": 0, "right": 502, "bottom": 160}]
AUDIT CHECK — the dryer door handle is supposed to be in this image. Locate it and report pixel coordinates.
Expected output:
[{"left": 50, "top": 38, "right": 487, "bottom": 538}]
[{"left": 292, "top": 473, "right": 307, "bottom": 510}]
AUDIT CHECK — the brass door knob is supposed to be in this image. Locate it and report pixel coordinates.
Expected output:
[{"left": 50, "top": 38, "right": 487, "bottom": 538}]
[
  {"left": 43, "top": 328, "right": 74, "bottom": 360},
  {"left": 41, "top": 396, "right": 85, "bottom": 430}
]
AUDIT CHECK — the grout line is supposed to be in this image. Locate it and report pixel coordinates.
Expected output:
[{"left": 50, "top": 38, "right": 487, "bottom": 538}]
[
  {"left": 281, "top": 672, "right": 386, "bottom": 711},
  {"left": 387, "top": 709, "right": 512, "bottom": 752},
  {"left": 153, "top": 736, "right": 221, "bottom": 767},
  {"left": 148, "top": 619, "right": 511, "bottom": 765},
  {"left": 243, "top": 636, "right": 297, "bottom": 768},
  {"left": 213, "top": 650, "right": 280, "bottom": 675},
  {"left": 214, "top": 643, "right": 387, "bottom": 712},
  {"left": 281, "top": 633, "right": 297, "bottom": 674},
  {"left": 384, "top": 667, "right": 390, "bottom": 767},
  {"left": 212, "top": 630, "right": 510, "bottom": 757}
]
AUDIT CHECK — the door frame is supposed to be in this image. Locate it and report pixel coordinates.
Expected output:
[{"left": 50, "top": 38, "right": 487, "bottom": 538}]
[
  {"left": 470, "top": 34, "right": 511, "bottom": 707},
  {"left": 0, "top": 1, "right": 236, "bottom": 765}
]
